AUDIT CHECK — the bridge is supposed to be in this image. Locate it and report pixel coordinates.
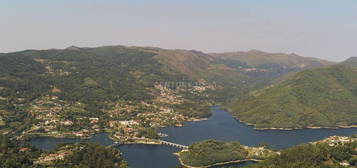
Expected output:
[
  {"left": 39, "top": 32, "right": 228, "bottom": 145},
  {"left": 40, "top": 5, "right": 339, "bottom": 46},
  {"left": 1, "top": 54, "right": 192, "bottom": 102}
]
[
  {"left": 109, "top": 139, "right": 188, "bottom": 149},
  {"left": 159, "top": 140, "right": 188, "bottom": 149}
]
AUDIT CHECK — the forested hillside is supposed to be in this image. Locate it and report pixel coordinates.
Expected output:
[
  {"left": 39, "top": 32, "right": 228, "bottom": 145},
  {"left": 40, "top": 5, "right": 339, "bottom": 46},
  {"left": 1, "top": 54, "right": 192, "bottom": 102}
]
[
  {"left": 246, "top": 136, "right": 357, "bottom": 168},
  {"left": 0, "top": 46, "right": 221, "bottom": 139},
  {"left": 229, "top": 61, "right": 357, "bottom": 129},
  {"left": 179, "top": 140, "right": 274, "bottom": 167},
  {"left": 211, "top": 49, "right": 333, "bottom": 68},
  {"left": 211, "top": 50, "right": 333, "bottom": 89}
]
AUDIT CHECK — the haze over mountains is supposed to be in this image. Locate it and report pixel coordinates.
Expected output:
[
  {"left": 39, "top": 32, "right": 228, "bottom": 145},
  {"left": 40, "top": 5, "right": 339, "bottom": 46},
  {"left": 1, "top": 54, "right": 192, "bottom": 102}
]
[{"left": 211, "top": 49, "right": 333, "bottom": 68}]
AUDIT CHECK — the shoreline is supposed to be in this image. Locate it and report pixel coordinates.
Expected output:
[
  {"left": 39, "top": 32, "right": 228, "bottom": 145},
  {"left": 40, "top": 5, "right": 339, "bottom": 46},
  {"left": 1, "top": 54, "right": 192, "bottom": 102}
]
[
  {"left": 244, "top": 121, "right": 357, "bottom": 131},
  {"left": 23, "top": 133, "right": 92, "bottom": 140},
  {"left": 23, "top": 105, "right": 357, "bottom": 142},
  {"left": 222, "top": 106, "right": 357, "bottom": 131},
  {"left": 174, "top": 152, "right": 259, "bottom": 168}
]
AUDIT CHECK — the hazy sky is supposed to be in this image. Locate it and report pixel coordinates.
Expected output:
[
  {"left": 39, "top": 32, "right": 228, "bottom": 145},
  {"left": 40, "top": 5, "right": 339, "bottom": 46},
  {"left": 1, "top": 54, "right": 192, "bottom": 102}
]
[{"left": 1, "top": 0, "right": 357, "bottom": 61}]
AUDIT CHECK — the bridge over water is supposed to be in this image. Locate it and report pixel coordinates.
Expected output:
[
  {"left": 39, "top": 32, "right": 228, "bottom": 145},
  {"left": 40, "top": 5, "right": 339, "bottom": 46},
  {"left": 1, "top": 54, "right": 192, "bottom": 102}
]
[
  {"left": 159, "top": 140, "right": 188, "bottom": 149},
  {"left": 109, "top": 139, "right": 188, "bottom": 149}
]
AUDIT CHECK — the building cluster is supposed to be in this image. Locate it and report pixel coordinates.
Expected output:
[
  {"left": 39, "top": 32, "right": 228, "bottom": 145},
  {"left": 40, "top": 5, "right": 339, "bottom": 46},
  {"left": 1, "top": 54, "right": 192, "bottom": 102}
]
[
  {"left": 315, "top": 136, "right": 357, "bottom": 146},
  {"left": 35, "top": 151, "right": 71, "bottom": 164},
  {"left": 24, "top": 95, "right": 101, "bottom": 138}
]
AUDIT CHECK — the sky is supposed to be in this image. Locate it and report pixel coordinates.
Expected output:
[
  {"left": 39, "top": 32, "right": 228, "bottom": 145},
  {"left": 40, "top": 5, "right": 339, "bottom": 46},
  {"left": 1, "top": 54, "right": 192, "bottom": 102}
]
[{"left": 1, "top": 0, "right": 357, "bottom": 61}]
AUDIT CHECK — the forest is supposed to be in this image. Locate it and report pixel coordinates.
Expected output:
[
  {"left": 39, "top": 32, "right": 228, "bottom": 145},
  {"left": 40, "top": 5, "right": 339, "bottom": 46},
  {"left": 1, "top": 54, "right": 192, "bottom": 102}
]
[
  {"left": 0, "top": 135, "right": 127, "bottom": 168},
  {"left": 229, "top": 64, "right": 357, "bottom": 129},
  {"left": 179, "top": 140, "right": 249, "bottom": 167},
  {"left": 247, "top": 140, "right": 357, "bottom": 168}
]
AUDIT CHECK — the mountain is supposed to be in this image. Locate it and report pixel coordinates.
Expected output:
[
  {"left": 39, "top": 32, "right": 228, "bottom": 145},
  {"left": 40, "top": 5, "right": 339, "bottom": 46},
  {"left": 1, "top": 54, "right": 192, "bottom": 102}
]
[
  {"left": 211, "top": 49, "right": 333, "bottom": 68},
  {"left": 0, "top": 45, "right": 249, "bottom": 139},
  {"left": 0, "top": 45, "right": 337, "bottom": 138},
  {"left": 210, "top": 50, "right": 334, "bottom": 89},
  {"left": 228, "top": 61, "right": 357, "bottom": 129},
  {"left": 342, "top": 57, "right": 357, "bottom": 66},
  {"left": 142, "top": 48, "right": 245, "bottom": 87}
]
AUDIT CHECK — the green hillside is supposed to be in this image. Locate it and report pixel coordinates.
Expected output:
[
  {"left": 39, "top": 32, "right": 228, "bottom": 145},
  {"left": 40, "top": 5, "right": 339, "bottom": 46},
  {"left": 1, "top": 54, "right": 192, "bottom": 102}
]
[
  {"left": 247, "top": 138, "right": 357, "bottom": 168},
  {"left": 211, "top": 50, "right": 333, "bottom": 90},
  {"left": 229, "top": 63, "right": 357, "bottom": 129},
  {"left": 211, "top": 49, "right": 333, "bottom": 68}
]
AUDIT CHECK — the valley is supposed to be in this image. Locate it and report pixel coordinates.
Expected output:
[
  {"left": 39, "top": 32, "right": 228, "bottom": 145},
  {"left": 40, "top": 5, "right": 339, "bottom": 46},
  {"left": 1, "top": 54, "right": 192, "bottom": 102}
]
[{"left": 0, "top": 45, "right": 356, "bottom": 168}]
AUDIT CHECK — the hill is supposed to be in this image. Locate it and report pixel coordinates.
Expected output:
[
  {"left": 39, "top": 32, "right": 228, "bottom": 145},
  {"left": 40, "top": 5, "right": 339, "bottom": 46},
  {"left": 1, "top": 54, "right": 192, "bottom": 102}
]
[
  {"left": 178, "top": 140, "right": 274, "bottom": 167},
  {"left": 211, "top": 49, "right": 333, "bottom": 68},
  {"left": 211, "top": 50, "right": 333, "bottom": 90},
  {"left": 228, "top": 62, "right": 357, "bottom": 129},
  {"left": 246, "top": 136, "right": 357, "bottom": 168},
  {"left": 342, "top": 57, "right": 357, "bottom": 67}
]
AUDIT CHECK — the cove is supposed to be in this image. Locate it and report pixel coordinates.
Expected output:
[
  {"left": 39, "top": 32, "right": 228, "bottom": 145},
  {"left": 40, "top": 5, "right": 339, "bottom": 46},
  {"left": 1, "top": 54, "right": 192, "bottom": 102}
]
[{"left": 29, "top": 106, "right": 357, "bottom": 168}]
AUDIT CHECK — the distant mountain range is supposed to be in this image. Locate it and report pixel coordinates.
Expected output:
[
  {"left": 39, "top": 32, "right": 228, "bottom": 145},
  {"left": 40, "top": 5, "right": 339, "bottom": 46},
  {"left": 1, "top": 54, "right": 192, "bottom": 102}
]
[{"left": 211, "top": 49, "right": 333, "bottom": 68}]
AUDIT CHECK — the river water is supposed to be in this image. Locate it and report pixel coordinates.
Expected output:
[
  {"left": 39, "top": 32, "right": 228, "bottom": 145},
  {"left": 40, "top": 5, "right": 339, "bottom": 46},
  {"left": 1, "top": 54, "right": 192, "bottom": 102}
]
[{"left": 29, "top": 106, "right": 357, "bottom": 168}]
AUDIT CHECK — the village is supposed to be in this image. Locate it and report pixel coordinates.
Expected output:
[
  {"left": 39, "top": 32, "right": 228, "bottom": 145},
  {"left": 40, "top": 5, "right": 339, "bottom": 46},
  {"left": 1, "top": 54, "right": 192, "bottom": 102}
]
[
  {"left": 16, "top": 81, "right": 216, "bottom": 143},
  {"left": 106, "top": 82, "right": 215, "bottom": 143},
  {"left": 314, "top": 135, "right": 357, "bottom": 146}
]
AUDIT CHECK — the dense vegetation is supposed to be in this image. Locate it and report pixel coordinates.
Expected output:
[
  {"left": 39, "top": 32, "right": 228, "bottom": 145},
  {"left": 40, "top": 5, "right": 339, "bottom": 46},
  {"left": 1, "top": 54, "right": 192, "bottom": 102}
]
[
  {"left": 0, "top": 135, "right": 127, "bottom": 168},
  {"left": 211, "top": 49, "right": 332, "bottom": 68},
  {"left": 210, "top": 50, "right": 333, "bottom": 102},
  {"left": 247, "top": 141, "right": 357, "bottom": 168},
  {"left": 54, "top": 142, "right": 128, "bottom": 168},
  {"left": 0, "top": 46, "right": 186, "bottom": 108},
  {"left": 229, "top": 63, "right": 357, "bottom": 129},
  {"left": 0, "top": 135, "right": 42, "bottom": 167},
  {"left": 137, "top": 127, "right": 160, "bottom": 139},
  {"left": 0, "top": 46, "right": 215, "bottom": 135},
  {"left": 179, "top": 140, "right": 249, "bottom": 167}
]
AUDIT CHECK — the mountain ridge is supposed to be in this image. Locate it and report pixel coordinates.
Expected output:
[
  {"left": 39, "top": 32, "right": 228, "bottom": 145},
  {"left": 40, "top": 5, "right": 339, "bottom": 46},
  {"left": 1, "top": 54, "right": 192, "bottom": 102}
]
[{"left": 210, "top": 49, "right": 334, "bottom": 68}]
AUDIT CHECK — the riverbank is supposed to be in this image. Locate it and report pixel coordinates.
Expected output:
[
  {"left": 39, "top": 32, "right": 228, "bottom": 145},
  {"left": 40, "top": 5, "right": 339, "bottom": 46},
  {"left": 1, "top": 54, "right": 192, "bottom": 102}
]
[
  {"left": 22, "top": 132, "right": 92, "bottom": 140},
  {"left": 243, "top": 120, "right": 357, "bottom": 131},
  {"left": 222, "top": 106, "right": 357, "bottom": 131},
  {"left": 175, "top": 151, "right": 260, "bottom": 168}
]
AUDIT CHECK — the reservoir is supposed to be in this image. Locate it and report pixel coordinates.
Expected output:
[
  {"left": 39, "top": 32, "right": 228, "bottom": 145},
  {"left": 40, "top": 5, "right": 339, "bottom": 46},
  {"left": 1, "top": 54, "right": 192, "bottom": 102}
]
[{"left": 29, "top": 106, "right": 357, "bottom": 168}]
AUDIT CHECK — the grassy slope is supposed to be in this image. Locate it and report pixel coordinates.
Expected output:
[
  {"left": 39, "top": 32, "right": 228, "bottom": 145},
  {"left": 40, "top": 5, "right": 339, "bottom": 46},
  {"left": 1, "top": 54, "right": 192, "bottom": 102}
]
[{"left": 229, "top": 63, "right": 357, "bottom": 129}]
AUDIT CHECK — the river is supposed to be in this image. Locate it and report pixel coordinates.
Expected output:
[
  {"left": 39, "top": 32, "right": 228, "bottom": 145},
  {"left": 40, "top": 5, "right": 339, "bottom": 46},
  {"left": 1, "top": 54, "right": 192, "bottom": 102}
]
[{"left": 29, "top": 106, "right": 357, "bottom": 168}]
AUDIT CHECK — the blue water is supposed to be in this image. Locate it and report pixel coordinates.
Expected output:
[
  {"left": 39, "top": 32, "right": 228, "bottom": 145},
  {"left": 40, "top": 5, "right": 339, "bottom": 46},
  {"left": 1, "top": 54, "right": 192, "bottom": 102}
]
[
  {"left": 29, "top": 106, "right": 357, "bottom": 168},
  {"left": 161, "top": 106, "right": 357, "bottom": 149}
]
